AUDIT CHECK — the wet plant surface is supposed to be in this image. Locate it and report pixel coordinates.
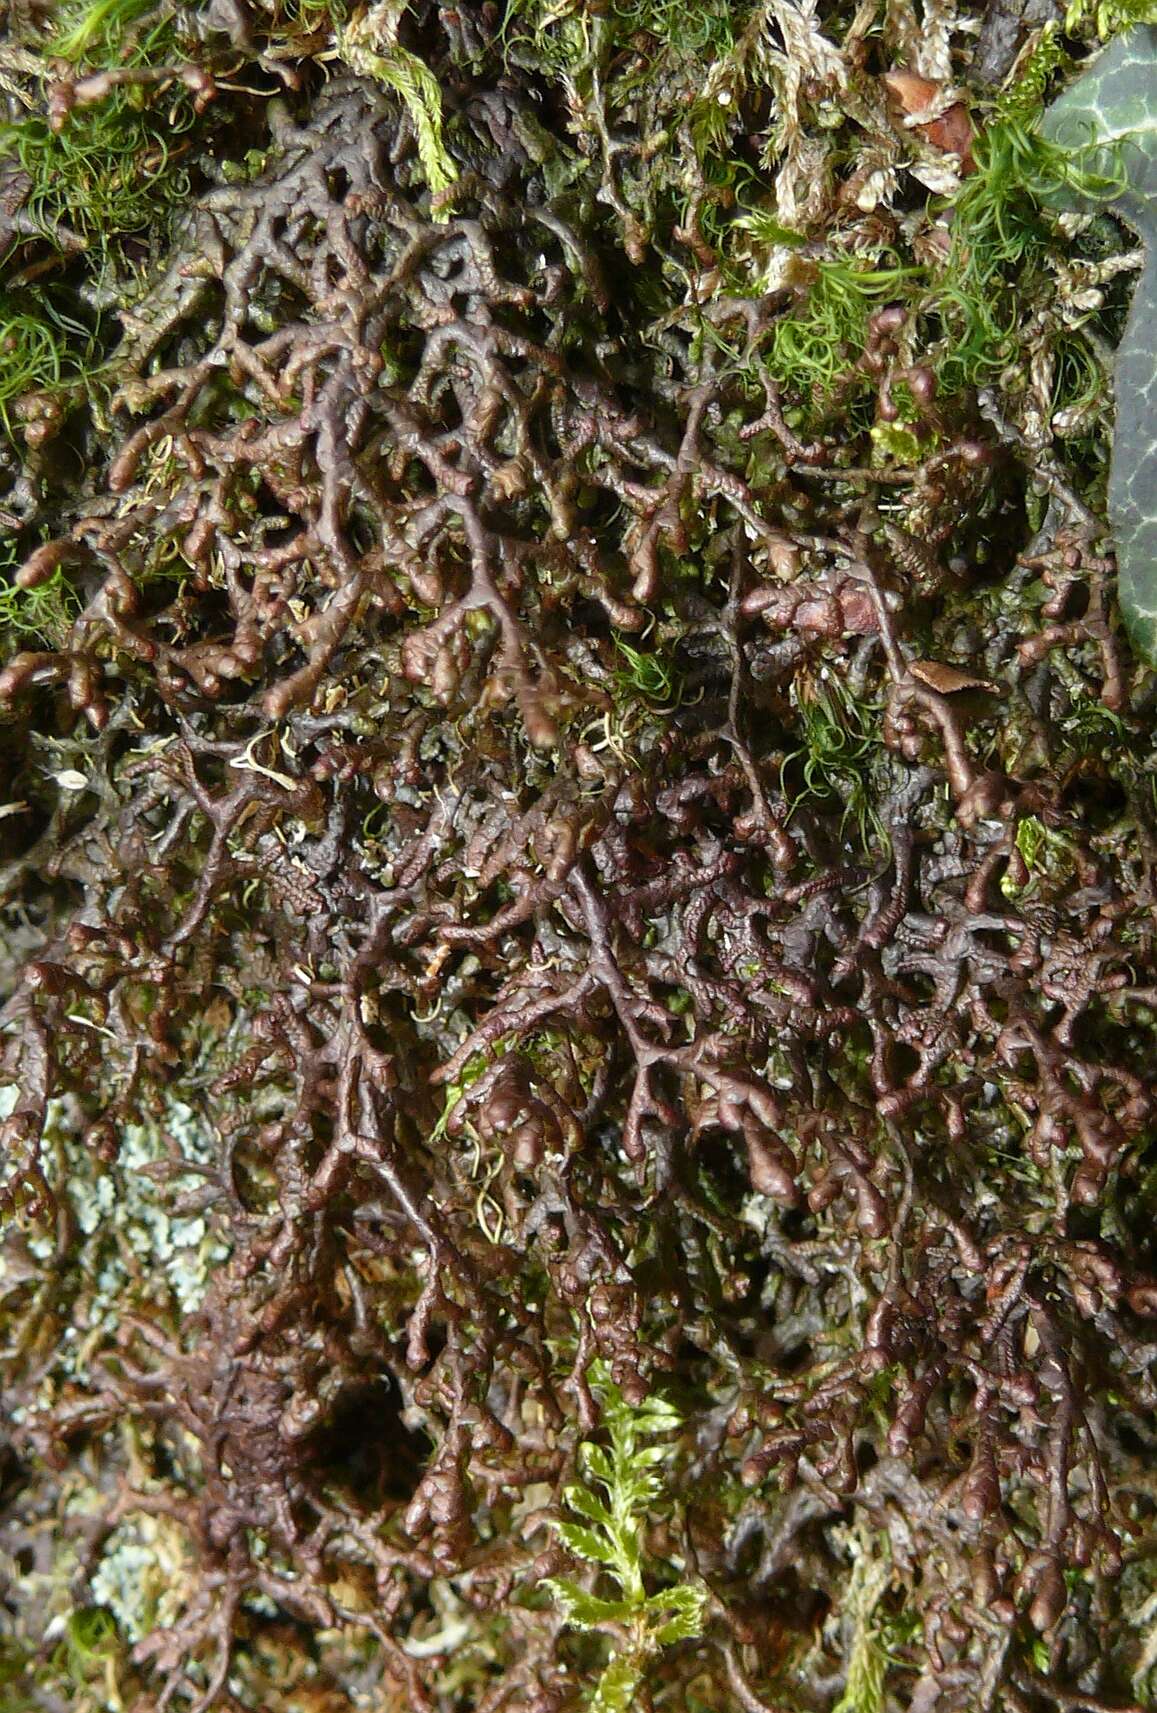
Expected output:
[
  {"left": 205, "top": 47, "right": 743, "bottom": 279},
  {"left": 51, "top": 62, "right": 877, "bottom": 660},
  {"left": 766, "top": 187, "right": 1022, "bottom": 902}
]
[{"left": 1, "top": 3, "right": 1157, "bottom": 1711}]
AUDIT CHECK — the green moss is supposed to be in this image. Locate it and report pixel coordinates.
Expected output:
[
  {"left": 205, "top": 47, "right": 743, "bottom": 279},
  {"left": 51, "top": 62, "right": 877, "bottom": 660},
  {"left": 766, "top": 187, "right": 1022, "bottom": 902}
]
[
  {"left": 612, "top": 633, "right": 682, "bottom": 707},
  {"left": 766, "top": 257, "right": 916, "bottom": 402},
  {"left": 544, "top": 1367, "right": 707, "bottom": 1713},
  {"left": 783, "top": 670, "right": 887, "bottom": 852},
  {"left": 53, "top": 1606, "right": 124, "bottom": 1693},
  {"left": 51, "top": 0, "right": 161, "bottom": 61},
  {"left": 0, "top": 4, "right": 198, "bottom": 251},
  {"left": 335, "top": 4, "right": 457, "bottom": 204},
  {"left": 1066, "top": 0, "right": 1157, "bottom": 43},
  {"left": 0, "top": 291, "right": 96, "bottom": 439},
  {"left": 932, "top": 112, "right": 1124, "bottom": 392},
  {"left": 829, "top": 1529, "right": 901, "bottom": 1713},
  {"left": 0, "top": 565, "right": 82, "bottom": 656}
]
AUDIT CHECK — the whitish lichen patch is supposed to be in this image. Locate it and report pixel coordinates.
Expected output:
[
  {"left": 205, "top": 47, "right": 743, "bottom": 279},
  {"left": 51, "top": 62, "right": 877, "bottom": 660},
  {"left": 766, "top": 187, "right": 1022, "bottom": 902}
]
[
  {"left": 0, "top": 1085, "right": 230, "bottom": 1424},
  {"left": 89, "top": 1512, "right": 194, "bottom": 1646}
]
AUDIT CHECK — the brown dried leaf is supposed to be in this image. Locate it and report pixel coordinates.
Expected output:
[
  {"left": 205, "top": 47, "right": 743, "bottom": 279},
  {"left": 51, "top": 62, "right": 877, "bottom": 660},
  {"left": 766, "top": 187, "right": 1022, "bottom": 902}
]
[
  {"left": 908, "top": 659, "right": 997, "bottom": 694},
  {"left": 926, "top": 103, "right": 974, "bottom": 168},
  {"left": 883, "top": 72, "right": 974, "bottom": 172},
  {"left": 883, "top": 70, "right": 942, "bottom": 112}
]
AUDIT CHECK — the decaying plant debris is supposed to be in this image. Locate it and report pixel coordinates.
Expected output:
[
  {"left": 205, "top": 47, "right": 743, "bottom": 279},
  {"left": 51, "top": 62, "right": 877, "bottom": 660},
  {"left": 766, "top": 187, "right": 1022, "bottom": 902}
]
[{"left": 2, "top": 2, "right": 1157, "bottom": 1710}]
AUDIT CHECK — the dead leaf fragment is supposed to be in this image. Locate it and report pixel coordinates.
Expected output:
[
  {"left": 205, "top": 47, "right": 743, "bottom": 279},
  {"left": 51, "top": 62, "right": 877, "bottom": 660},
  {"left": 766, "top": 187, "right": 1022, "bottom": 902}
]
[
  {"left": 908, "top": 659, "right": 998, "bottom": 695},
  {"left": 884, "top": 70, "right": 941, "bottom": 111},
  {"left": 926, "top": 104, "right": 974, "bottom": 169},
  {"left": 883, "top": 71, "right": 975, "bottom": 173}
]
